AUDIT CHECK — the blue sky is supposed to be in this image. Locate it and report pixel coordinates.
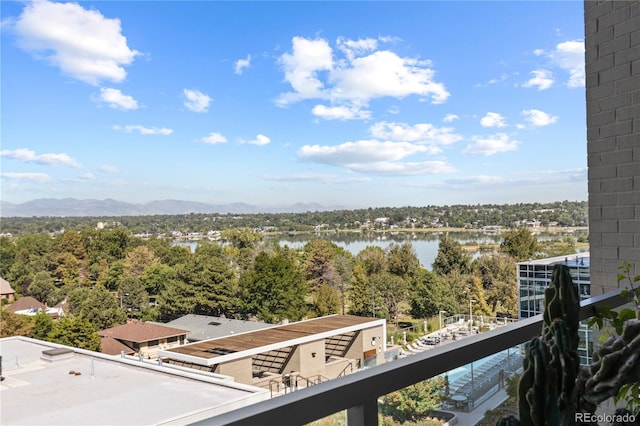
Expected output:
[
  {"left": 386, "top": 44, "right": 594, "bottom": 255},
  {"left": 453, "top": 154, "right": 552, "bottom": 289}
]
[{"left": 1, "top": 1, "right": 588, "bottom": 209}]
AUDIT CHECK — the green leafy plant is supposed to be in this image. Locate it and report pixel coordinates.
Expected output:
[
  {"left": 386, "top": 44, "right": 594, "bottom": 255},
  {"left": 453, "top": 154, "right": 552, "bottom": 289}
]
[
  {"left": 498, "top": 264, "right": 640, "bottom": 425},
  {"left": 588, "top": 262, "right": 640, "bottom": 334},
  {"left": 584, "top": 262, "right": 640, "bottom": 414}
]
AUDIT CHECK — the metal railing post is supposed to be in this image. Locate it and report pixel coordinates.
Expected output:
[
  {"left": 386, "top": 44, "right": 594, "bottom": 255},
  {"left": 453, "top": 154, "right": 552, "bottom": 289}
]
[{"left": 347, "top": 398, "right": 378, "bottom": 426}]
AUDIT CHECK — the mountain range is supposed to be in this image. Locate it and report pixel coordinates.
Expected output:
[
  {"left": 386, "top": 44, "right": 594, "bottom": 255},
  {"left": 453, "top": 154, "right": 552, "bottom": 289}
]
[{"left": 0, "top": 198, "right": 346, "bottom": 217}]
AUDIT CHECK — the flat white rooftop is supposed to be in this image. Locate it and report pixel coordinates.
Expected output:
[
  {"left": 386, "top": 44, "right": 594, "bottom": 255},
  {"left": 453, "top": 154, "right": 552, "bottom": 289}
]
[{"left": 0, "top": 337, "right": 269, "bottom": 425}]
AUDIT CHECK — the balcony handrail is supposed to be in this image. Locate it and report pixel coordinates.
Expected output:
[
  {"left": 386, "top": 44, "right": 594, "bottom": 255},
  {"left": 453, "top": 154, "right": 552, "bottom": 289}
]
[{"left": 191, "top": 288, "right": 632, "bottom": 426}]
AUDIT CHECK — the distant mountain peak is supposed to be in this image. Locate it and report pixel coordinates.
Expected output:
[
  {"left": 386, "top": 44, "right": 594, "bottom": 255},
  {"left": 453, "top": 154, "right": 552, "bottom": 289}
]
[{"left": 0, "top": 198, "right": 347, "bottom": 217}]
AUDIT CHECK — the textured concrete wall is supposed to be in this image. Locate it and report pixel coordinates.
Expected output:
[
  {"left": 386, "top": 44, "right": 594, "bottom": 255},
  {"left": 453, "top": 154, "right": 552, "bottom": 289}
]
[{"left": 585, "top": 0, "right": 640, "bottom": 294}]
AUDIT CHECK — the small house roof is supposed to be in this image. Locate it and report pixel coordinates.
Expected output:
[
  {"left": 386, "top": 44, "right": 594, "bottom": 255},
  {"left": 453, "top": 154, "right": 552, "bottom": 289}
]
[
  {"left": 100, "top": 336, "right": 136, "bottom": 356},
  {"left": 0, "top": 277, "right": 15, "bottom": 295},
  {"left": 99, "top": 322, "right": 189, "bottom": 343},
  {"left": 7, "top": 296, "right": 46, "bottom": 313}
]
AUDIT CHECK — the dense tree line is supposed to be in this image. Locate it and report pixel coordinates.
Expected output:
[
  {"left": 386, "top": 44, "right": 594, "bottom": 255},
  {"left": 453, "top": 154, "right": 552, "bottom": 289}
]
[
  {"left": 0, "top": 225, "right": 577, "bottom": 350},
  {"left": 0, "top": 201, "right": 587, "bottom": 236}
]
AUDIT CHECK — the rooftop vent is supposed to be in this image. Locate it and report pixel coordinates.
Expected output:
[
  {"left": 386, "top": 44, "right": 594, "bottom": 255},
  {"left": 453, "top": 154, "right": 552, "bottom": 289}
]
[{"left": 41, "top": 348, "right": 74, "bottom": 363}]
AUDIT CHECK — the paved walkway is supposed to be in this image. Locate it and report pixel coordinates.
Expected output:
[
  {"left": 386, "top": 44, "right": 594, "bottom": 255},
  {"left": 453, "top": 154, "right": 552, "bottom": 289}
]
[{"left": 451, "top": 388, "right": 509, "bottom": 425}]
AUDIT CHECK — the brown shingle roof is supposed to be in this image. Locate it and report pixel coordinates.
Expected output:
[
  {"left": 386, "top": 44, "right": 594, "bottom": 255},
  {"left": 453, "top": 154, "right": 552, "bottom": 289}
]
[
  {"left": 7, "top": 296, "right": 46, "bottom": 313},
  {"left": 100, "top": 336, "right": 136, "bottom": 356},
  {"left": 99, "top": 322, "right": 189, "bottom": 343},
  {"left": 0, "top": 277, "right": 15, "bottom": 295}
]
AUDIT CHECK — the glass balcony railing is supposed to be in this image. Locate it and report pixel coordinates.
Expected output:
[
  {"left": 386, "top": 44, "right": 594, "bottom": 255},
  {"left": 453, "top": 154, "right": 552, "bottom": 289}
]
[{"left": 188, "top": 288, "right": 632, "bottom": 426}]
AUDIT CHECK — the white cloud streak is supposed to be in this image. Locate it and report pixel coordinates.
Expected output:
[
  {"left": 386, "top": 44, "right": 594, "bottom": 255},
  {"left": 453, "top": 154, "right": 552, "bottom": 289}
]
[
  {"left": 369, "top": 121, "right": 462, "bottom": 147},
  {"left": 11, "top": 0, "right": 139, "bottom": 85},
  {"left": 276, "top": 36, "right": 449, "bottom": 118},
  {"left": 522, "top": 69, "right": 554, "bottom": 91},
  {"left": 443, "top": 114, "right": 459, "bottom": 123},
  {"left": 248, "top": 134, "right": 271, "bottom": 146},
  {"left": 550, "top": 40, "right": 585, "bottom": 88},
  {"left": 95, "top": 88, "right": 139, "bottom": 110},
  {"left": 201, "top": 132, "right": 227, "bottom": 144},
  {"left": 480, "top": 112, "right": 507, "bottom": 128},
  {"left": 183, "top": 89, "right": 212, "bottom": 113},
  {"left": 522, "top": 109, "right": 558, "bottom": 127},
  {"left": 234, "top": 55, "right": 251, "bottom": 75},
  {"left": 1, "top": 148, "right": 81, "bottom": 168},
  {"left": 312, "top": 104, "right": 371, "bottom": 120},
  {"left": 113, "top": 125, "right": 173, "bottom": 135},
  {"left": 0, "top": 172, "right": 51, "bottom": 183},
  {"left": 462, "top": 133, "right": 519, "bottom": 156}
]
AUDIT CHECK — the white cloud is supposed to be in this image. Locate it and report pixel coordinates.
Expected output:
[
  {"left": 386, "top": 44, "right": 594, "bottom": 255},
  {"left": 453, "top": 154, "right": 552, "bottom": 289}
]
[
  {"left": 533, "top": 49, "right": 545, "bottom": 56},
  {"left": 99, "top": 164, "right": 119, "bottom": 173},
  {"left": 348, "top": 160, "right": 455, "bottom": 176},
  {"left": 95, "top": 88, "right": 139, "bottom": 110},
  {"left": 550, "top": 40, "right": 585, "bottom": 88},
  {"left": 113, "top": 125, "right": 173, "bottom": 135},
  {"left": 201, "top": 132, "right": 227, "bottom": 144},
  {"left": 0, "top": 172, "right": 51, "bottom": 183},
  {"left": 298, "top": 140, "right": 428, "bottom": 165},
  {"left": 79, "top": 172, "right": 96, "bottom": 180},
  {"left": 262, "top": 173, "right": 369, "bottom": 184},
  {"left": 369, "top": 121, "right": 463, "bottom": 146},
  {"left": 1, "top": 148, "right": 81, "bottom": 168},
  {"left": 277, "top": 37, "right": 334, "bottom": 104},
  {"left": 336, "top": 36, "right": 378, "bottom": 60},
  {"left": 248, "top": 134, "right": 271, "bottom": 146},
  {"left": 443, "top": 114, "right": 459, "bottom": 123},
  {"left": 183, "top": 89, "right": 212, "bottom": 113},
  {"left": 276, "top": 36, "right": 449, "bottom": 112},
  {"left": 234, "top": 54, "right": 251, "bottom": 75},
  {"left": 11, "top": 0, "right": 139, "bottom": 85},
  {"left": 329, "top": 50, "right": 449, "bottom": 103},
  {"left": 522, "top": 69, "right": 554, "bottom": 91},
  {"left": 462, "top": 133, "right": 519, "bottom": 156},
  {"left": 480, "top": 112, "right": 507, "bottom": 128},
  {"left": 522, "top": 109, "right": 559, "bottom": 127},
  {"left": 312, "top": 104, "right": 371, "bottom": 120},
  {"left": 474, "top": 73, "right": 508, "bottom": 88}
]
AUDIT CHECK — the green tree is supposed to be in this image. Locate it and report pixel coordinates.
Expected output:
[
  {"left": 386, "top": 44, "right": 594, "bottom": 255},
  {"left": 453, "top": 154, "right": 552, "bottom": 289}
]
[
  {"left": 409, "top": 268, "right": 458, "bottom": 318},
  {"left": 239, "top": 248, "right": 308, "bottom": 323},
  {"left": 312, "top": 283, "right": 341, "bottom": 317},
  {"left": 473, "top": 254, "right": 518, "bottom": 318},
  {"left": 347, "top": 263, "right": 381, "bottom": 317},
  {"left": 118, "top": 276, "right": 149, "bottom": 319},
  {"left": 186, "top": 244, "right": 241, "bottom": 317},
  {"left": 468, "top": 276, "right": 493, "bottom": 318},
  {"left": 432, "top": 236, "right": 472, "bottom": 275},
  {"left": 371, "top": 272, "right": 408, "bottom": 326},
  {"left": 500, "top": 228, "right": 541, "bottom": 261},
  {"left": 0, "top": 236, "right": 17, "bottom": 277},
  {"left": 304, "top": 239, "right": 342, "bottom": 288},
  {"left": 139, "top": 263, "right": 176, "bottom": 296},
  {"left": 31, "top": 311, "right": 54, "bottom": 340},
  {"left": 28, "top": 271, "right": 58, "bottom": 306},
  {"left": 48, "top": 315, "right": 101, "bottom": 351},
  {"left": 157, "top": 277, "right": 197, "bottom": 321},
  {"left": 70, "top": 283, "right": 126, "bottom": 330},
  {"left": 356, "top": 246, "right": 388, "bottom": 276},
  {"left": 123, "top": 246, "right": 159, "bottom": 279},
  {"left": 387, "top": 242, "right": 420, "bottom": 279},
  {"left": 98, "top": 259, "right": 125, "bottom": 291},
  {"left": 380, "top": 377, "right": 445, "bottom": 423},
  {"left": 0, "top": 307, "right": 33, "bottom": 337}
]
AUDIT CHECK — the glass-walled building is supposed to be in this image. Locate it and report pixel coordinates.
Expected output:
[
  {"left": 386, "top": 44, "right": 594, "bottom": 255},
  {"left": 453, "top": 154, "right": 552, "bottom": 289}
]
[{"left": 517, "top": 253, "right": 592, "bottom": 365}]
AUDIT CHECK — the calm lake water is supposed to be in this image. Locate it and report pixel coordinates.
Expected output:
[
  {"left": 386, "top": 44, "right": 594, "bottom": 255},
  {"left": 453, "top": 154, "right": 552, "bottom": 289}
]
[
  {"left": 270, "top": 232, "right": 498, "bottom": 269},
  {"left": 179, "top": 229, "right": 587, "bottom": 270}
]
